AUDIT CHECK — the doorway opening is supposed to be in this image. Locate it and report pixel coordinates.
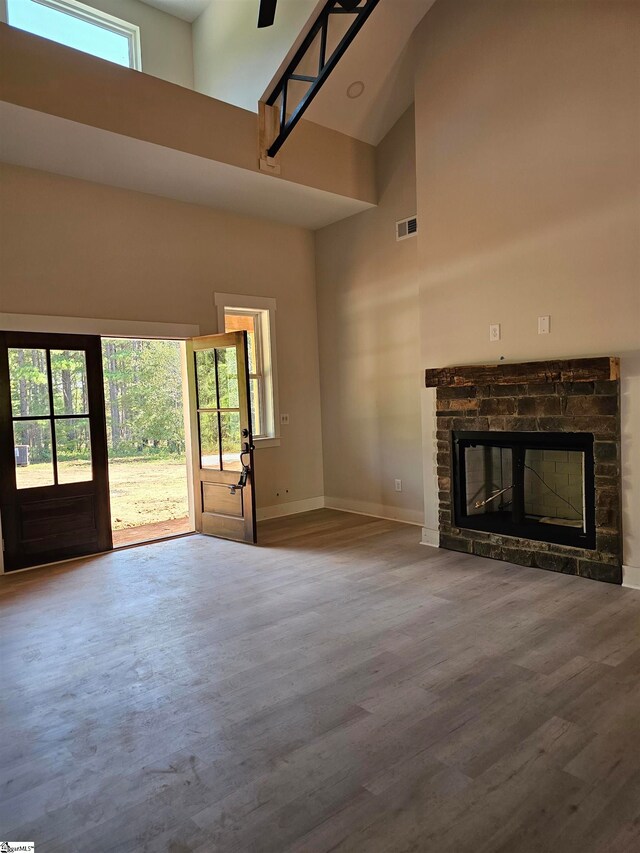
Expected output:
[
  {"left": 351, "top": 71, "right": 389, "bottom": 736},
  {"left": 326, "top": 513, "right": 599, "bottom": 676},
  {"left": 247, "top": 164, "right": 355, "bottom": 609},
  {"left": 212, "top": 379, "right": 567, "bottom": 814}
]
[{"left": 101, "top": 338, "right": 193, "bottom": 547}]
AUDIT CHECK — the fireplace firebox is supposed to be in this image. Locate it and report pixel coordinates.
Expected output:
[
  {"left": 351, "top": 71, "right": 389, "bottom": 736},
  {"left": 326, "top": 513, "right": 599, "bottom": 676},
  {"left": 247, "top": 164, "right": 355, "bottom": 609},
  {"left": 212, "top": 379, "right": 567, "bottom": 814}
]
[
  {"left": 426, "top": 357, "right": 621, "bottom": 583},
  {"left": 452, "top": 431, "right": 595, "bottom": 549}
]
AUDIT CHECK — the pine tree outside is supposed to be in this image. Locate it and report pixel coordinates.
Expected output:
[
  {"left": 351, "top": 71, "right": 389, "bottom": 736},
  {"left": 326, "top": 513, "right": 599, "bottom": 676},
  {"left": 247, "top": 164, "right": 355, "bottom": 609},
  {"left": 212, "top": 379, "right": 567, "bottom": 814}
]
[{"left": 101, "top": 338, "right": 190, "bottom": 539}]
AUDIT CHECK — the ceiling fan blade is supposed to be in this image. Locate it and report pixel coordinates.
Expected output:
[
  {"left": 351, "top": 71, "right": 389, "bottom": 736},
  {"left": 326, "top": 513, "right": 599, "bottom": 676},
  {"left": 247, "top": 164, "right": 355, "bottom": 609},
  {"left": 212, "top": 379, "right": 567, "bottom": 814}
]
[
  {"left": 337, "top": 0, "right": 361, "bottom": 9},
  {"left": 258, "top": 0, "right": 277, "bottom": 28}
]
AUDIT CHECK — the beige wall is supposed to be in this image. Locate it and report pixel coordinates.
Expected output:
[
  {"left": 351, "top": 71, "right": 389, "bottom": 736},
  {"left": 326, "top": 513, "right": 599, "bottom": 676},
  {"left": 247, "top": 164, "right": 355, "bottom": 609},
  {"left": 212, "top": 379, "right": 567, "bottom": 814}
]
[
  {"left": 86, "top": 0, "right": 193, "bottom": 89},
  {"left": 315, "top": 107, "right": 423, "bottom": 524},
  {"left": 0, "top": 163, "right": 325, "bottom": 513},
  {"left": 97, "top": 0, "right": 193, "bottom": 89},
  {"left": 193, "top": 0, "right": 317, "bottom": 111},
  {"left": 414, "top": 0, "right": 640, "bottom": 569}
]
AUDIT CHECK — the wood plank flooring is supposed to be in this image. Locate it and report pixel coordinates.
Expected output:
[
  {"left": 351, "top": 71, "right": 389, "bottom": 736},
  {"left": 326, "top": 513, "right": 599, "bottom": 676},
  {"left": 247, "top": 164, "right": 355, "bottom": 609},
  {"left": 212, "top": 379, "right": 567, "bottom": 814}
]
[{"left": 1, "top": 509, "right": 639, "bottom": 852}]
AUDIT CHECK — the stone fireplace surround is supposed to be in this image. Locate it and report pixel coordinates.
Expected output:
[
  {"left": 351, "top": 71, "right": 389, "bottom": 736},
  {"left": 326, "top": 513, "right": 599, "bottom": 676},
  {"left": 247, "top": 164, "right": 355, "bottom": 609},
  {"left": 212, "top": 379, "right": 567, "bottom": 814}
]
[{"left": 425, "top": 358, "right": 622, "bottom": 584}]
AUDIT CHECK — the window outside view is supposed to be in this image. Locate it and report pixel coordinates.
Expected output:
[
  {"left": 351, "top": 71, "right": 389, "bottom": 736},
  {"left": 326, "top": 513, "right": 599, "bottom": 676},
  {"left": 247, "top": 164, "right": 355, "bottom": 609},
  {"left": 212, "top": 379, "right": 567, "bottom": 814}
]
[
  {"left": 7, "top": 0, "right": 137, "bottom": 67},
  {"left": 9, "top": 347, "right": 93, "bottom": 489},
  {"left": 225, "top": 310, "right": 266, "bottom": 438},
  {"left": 102, "top": 338, "right": 190, "bottom": 545}
]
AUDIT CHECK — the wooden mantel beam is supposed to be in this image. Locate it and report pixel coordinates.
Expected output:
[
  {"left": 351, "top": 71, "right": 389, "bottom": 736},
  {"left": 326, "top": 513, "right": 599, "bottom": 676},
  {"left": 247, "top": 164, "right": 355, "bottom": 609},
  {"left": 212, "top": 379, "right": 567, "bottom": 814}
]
[{"left": 425, "top": 357, "right": 620, "bottom": 388}]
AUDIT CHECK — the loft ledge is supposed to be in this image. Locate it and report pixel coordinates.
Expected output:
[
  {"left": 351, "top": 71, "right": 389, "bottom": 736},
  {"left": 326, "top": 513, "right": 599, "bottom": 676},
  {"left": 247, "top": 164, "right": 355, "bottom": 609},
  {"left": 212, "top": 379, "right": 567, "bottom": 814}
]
[{"left": 425, "top": 357, "right": 620, "bottom": 388}]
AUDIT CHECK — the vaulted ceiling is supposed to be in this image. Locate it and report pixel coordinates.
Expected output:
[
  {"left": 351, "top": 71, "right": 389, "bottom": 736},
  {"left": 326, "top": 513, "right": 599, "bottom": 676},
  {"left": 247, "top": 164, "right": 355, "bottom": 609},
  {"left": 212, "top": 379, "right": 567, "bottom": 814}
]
[
  {"left": 139, "top": 0, "right": 210, "bottom": 22},
  {"left": 0, "top": 0, "right": 437, "bottom": 227},
  {"left": 139, "top": 0, "right": 437, "bottom": 145}
]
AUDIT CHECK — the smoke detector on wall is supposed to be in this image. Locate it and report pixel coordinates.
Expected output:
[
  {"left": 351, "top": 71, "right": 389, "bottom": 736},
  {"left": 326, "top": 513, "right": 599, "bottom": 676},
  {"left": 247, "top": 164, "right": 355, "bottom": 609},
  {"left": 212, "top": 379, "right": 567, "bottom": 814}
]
[{"left": 396, "top": 216, "right": 418, "bottom": 241}]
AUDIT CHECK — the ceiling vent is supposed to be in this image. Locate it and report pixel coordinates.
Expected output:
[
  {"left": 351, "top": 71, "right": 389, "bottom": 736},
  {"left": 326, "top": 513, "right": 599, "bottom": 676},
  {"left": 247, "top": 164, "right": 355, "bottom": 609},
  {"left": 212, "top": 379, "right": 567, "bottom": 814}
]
[{"left": 396, "top": 216, "right": 418, "bottom": 241}]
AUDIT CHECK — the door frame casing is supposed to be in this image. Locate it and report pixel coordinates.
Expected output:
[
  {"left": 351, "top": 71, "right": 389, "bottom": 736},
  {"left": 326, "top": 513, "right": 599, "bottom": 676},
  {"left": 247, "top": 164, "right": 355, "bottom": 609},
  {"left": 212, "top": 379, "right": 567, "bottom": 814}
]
[{"left": 0, "top": 313, "right": 200, "bottom": 340}]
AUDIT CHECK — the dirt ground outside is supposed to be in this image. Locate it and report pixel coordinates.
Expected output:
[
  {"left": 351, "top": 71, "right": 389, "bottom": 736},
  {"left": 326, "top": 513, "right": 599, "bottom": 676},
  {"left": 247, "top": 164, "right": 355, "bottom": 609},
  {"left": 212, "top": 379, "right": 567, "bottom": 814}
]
[
  {"left": 108, "top": 457, "right": 189, "bottom": 530},
  {"left": 15, "top": 457, "right": 189, "bottom": 530}
]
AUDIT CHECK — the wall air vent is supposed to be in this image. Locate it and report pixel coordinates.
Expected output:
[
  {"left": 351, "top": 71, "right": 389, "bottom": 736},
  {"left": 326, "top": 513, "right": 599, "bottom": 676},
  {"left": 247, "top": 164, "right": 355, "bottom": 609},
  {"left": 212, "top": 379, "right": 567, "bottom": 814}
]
[{"left": 396, "top": 216, "right": 418, "bottom": 241}]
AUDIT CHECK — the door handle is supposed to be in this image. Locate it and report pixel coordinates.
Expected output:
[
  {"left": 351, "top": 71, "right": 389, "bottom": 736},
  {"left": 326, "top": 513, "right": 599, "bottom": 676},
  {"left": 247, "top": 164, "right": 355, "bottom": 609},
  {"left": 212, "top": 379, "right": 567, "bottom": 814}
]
[
  {"left": 229, "top": 463, "right": 250, "bottom": 495},
  {"left": 230, "top": 445, "right": 252, "bottom": 495}
]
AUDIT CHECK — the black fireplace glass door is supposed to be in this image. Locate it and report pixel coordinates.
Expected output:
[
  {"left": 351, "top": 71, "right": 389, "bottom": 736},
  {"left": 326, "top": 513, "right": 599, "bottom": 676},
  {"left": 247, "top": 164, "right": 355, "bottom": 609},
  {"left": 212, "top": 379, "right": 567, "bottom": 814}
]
[
  {"left": 464, "top": 445, "right": 513, "bottom": 516},
  {"left": 453, "top": 431, "right": 595, "bottom": 549},
  {"left": 523, "top": 449, "right": 585, "bottom": 532}
]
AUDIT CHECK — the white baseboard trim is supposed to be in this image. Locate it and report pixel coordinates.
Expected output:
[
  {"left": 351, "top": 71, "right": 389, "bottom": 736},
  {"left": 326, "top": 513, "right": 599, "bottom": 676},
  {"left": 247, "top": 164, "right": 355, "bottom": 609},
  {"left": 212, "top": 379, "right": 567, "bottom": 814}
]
[
  {"left": 257, "top": 496, "right": 325, "bottom": 521},
  {"left": 622, "top": 564, "right": 640, "bottom": 590},
  {"left": 324, "top": 497, "right": 423, "bottom": 527},
  {"left": 421, "top": 527, "right": 440, "bottom": 547}
]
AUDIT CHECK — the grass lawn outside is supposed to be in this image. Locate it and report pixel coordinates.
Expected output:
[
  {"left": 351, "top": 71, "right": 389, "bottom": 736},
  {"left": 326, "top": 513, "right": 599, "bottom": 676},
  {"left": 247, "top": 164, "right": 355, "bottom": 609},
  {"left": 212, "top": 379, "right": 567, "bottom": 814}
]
[
  {"left": 15, "top": 457, "right": 189, "bottom": 530},
  {"left": 108, "top": 457, "right": 189, "bottom": 529}
]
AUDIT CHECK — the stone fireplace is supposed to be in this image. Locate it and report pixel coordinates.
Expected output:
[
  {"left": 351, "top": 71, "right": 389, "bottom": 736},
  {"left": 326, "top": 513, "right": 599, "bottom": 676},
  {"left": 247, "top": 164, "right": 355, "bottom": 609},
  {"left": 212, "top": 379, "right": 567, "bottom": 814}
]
[{"left": 425, "top": 358, "right": 622, "bottom": 584}]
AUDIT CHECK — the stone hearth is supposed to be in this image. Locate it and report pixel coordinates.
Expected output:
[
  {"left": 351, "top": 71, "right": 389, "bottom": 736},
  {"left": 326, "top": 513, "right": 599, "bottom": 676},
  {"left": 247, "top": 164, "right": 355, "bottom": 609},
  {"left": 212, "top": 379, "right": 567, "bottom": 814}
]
[{"left": 425, "top": 358, "right": 622, "bottom": 584}]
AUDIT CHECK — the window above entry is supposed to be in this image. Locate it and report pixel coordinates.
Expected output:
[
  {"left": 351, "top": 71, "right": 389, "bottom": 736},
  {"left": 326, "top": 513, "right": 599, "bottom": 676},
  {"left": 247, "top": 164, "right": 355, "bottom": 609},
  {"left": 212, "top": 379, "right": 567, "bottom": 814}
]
[{"left": 6, "top": 0, "right": 142, "bottom": 69}]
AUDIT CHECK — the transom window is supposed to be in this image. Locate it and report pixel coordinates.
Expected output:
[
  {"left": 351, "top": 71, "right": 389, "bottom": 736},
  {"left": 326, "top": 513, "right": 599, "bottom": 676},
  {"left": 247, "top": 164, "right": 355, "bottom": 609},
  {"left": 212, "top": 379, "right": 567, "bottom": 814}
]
[{"left": 6, "top": 0, "right": 142, "bottom": 69}]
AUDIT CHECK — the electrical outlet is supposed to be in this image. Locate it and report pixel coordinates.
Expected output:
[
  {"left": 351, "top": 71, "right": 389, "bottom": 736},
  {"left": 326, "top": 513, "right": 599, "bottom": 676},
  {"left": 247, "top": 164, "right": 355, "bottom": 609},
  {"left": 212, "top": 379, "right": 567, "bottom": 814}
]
[
  {"left": 395, "top": 479, "right": 402, "bottom": 492},
  {"left": 280, "top": 413, "right": 290, "bottom": 425},
  {"left": 489, "top": 324, "right": 501, "bottom": 342},
  {"left": 538, "top": 315, "right": 550, "bottom": 334}
]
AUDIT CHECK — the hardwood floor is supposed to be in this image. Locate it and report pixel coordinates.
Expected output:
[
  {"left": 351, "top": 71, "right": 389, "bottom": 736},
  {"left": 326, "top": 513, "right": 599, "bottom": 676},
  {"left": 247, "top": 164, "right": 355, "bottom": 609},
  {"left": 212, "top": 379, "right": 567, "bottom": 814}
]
[{"left": 1, "top": 509, "right": 639, "bottom": 852}]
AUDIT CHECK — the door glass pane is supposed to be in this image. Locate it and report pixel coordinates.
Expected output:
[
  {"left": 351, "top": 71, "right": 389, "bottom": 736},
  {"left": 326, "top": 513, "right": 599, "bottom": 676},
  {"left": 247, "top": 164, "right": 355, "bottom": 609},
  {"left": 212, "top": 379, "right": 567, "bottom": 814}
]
[
  {"left": 13, "top": 420, "right": 54, "bottom": 488},
  {"left": 216, "top": 347, "right": 239, "bottom": 409},
  {"left": 195, "top": 350, "right": 217, "bottom": 409},
  {"left": 51, "top": 350, "right": 89, "bottom": 415},
  {"left": 220, "top": 411, "right": 242, "bottom": 471},
  {"left": 199, "top": 412, "right": 220, "bottom": 469},
  {"left": 8, "top": 348, "right": 50, "bottom": 417},
  {"left": 56, "top": 418, "right": 93, "bottom": 484}
]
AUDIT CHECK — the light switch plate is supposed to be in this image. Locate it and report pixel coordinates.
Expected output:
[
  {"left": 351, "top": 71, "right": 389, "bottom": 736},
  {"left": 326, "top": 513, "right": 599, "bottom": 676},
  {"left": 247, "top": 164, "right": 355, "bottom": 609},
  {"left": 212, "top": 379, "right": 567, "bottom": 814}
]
[
  {"left": 538, "top": 315, "right": 550, "bottom": 334},
  {"left": 280, "top": 413, "right": 290, "bottom": 425}
]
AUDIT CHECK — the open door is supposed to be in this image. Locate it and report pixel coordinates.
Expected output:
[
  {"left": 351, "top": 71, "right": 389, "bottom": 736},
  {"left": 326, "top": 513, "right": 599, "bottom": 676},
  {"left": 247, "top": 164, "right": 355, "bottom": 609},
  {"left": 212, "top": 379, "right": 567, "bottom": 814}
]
[
  {"left": 0, "top": 331, "right": 112, "bottom": 571},
  {"left": 186, "top": 331, "right": 257, "bottom": 544}
]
